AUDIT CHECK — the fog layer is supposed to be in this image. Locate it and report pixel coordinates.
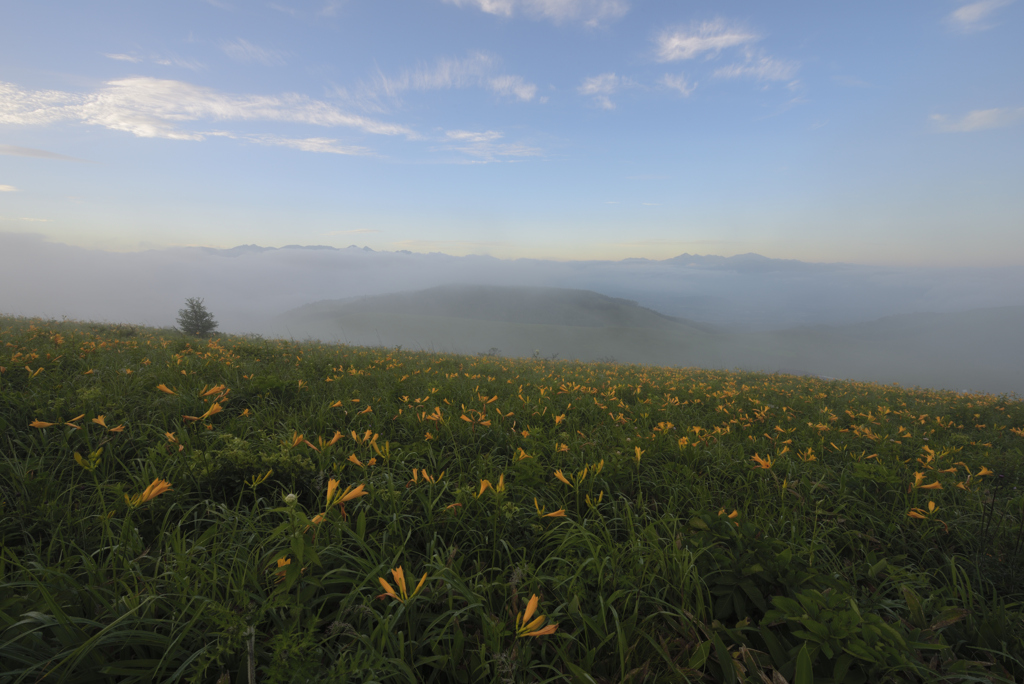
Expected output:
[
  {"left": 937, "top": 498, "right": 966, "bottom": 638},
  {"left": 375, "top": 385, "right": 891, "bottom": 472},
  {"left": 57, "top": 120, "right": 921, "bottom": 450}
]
[{"left": 3, "top": 232, "right": 1023, "bottom": 395}]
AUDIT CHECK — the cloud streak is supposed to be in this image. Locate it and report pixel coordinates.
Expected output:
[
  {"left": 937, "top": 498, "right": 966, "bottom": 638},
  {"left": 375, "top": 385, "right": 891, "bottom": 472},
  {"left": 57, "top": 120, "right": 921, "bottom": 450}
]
[
  {"left": 442, "top": 0, "right": 628, "bottom": 27},
  {"left": 221, "top": 38, "right": 287, "bottom": 66},
  {"left": 578, "top": 72, "right": 627, "bottom": 109},
  {"left": 0, "top": 144, "right": 91, "bottom": 162},
  {"left": 367, "top": 52, "right": 536, "bottom": 103},
  {"left": 0, "top": 77, "right": 414, "bottom": 141},
  {"left": 714, "top": 50, "right": 799, "bottom": 82},
  {"left": 947, "top": 0, "right": 1014, "bottom": 31},
  {"left": 0, "top": 185, "right": 18, "bottom": 192},
  {"left": 660, "top": 73, "right": 695, "bottom": 96},
  {"left": 930, "top": 107, "right": 1024, "bottom": 132},
  {"left": 655, "top": 20, "right": 757, "bottom": 62},
  {"left": 439, "top": 129, "right": 542, "bottom": 162}
]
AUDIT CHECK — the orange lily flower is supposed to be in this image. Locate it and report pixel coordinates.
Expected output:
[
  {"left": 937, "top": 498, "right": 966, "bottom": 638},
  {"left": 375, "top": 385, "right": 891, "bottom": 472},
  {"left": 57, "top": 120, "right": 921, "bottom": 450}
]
[
  {"left": 30, "top": 419, "right": 55, "bottom": 428},
  {"left": 516, "top": 594, "right": 559, "bottom": 637},
  {"left": 125, "top": 478, "right": 173, "bottom": 508},
  {"left": 377, "top": 566, "right": 428, "bottom": 603}
]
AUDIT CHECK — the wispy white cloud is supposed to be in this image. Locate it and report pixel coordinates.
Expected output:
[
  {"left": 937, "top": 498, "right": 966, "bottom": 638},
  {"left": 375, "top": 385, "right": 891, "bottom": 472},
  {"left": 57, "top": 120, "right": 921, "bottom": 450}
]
[
  {"left": 578, "top": 72, "right": 628, "bottom": 109},
  {"left": 655, "top": 20, "right": 756, "bottom": 62},
  {"left": 930, "top": 107, "right": 1024, "bottom": 132},
  {"left": 947, "top": 0, "right": 1014, "bottom": 31},
  {"left": 0, "top": 144, "right": 89, "bottom": 162},
  {"left": 440, "top": 129, "right": 541, "bottom": 162},
  {"left": 0, "top": 215, "right": 51, "bottom": 222},
  {"left": 319, "top": 0, "right": 345, "bottom": 16},
  {"left": 102, "top": 51, "right": 204, "bottom": 70},
  {"left": 714, "top": 49, "right": 799, "bottom": 82},
  {"left": 104, "top": 53, "right": 142, "bottom": 63},
  {"left": 153, "top": 54, "right": 205, "bottom": 70},
  {"left": 360, "top": 52, "right": 537, "bottom": 107},
  {"left": 0, "top": 185, "right": 18, "bottom": 192},
  {"left": 222, "top": 38, "right": 287, "bottom": 66},
  {"left": 0, "top": 78, "right": 414, "bottom": 141},
  {"left": 267, "top": 3, "right": 298, "bottom": 15},
  {"left": 248, "top": 135, "right": 371, "bottom": 155},
  {"left": 488, "top": 74, "right": 538, "bottom": 101},
  {"left": 660, "top": 73, "right": 695, "bottom": 96},
  {"left": 442, "top": 0, "right": 628, "bottom": 27}
]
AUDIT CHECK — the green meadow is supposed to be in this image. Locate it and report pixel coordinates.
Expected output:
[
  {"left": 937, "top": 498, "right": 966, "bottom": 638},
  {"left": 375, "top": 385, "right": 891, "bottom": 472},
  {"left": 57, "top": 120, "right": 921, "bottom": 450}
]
[{"left": 2, "top": 314, "right": 1023, "bottom": 683}]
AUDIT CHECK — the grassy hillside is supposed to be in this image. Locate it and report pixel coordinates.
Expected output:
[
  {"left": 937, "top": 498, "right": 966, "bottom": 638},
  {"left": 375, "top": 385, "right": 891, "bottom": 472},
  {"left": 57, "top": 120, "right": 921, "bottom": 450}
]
[
  {"left": 276, "top": 288, "right": 1024, "bottom": 396},
  {"left": 2, "top": 314, "right": 1024, "bottom": 683}
]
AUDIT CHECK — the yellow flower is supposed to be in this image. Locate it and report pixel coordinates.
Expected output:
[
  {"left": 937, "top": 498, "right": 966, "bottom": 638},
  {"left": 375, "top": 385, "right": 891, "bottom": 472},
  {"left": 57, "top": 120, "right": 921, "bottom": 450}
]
[
  {"left": 634, "top": 446, "right": 644, "bottom": 463},
  {"left": 908, "top": 501, "right": 939, "bottom": 520},
  {"left": 515, "top": 594, "right": 559, "bottom": 638},
  {"left": 476, "top": 479, "right": 493, "bottom": 497},
  {"left": 751, "top": 453, "right": 773, "bottom": 470},
  {"left": 199, "top": 402, "right": 223, "bottom": 420},
  {"left": 977, "top": 466, "right": 994, "bottom": 477},
  {"left": 377, "top": 566, "right": 428, "bottom": 603},
  {"left": 92, "top": 415, "right": 107, "bottom": 428},
  {"left": 274, "top": 557, "right": 291, "bottom": 583},
  {"left": 125, "top": 478, "right": 173, "bottom": 508},
  {"left": 553, "top": 470, "right": 573, "bottom": 487},
  {"left": 325, "top": 479, "right": 367, "bottom": 511},
  {"left": 911, "top": 472, "right": 943, "bottom": 490},
  {"left": 30, "top": 419, "right": 55, "bottom": 428},
  {"left": 156, "top": 383, "right": 177, "bottom": 395}
]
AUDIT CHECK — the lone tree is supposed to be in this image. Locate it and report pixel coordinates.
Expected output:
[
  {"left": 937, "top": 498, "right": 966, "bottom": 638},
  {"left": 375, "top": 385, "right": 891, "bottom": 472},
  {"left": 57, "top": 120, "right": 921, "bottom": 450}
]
[{"left": 176, "top": 297, "right": 219, "bottom": 337}]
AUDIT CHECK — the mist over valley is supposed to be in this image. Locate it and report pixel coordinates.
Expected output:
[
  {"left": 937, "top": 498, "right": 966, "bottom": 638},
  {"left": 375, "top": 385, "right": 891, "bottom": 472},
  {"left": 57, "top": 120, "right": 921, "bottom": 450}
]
[{"left": 4, "top": 233, "right": 1022, "bottom": 396}]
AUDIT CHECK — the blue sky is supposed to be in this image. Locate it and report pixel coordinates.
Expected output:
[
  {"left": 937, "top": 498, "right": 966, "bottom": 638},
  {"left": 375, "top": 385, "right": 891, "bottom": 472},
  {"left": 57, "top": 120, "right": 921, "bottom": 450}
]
[{"left": 1, "top": 0, "right": 1022, "bottom": 265}]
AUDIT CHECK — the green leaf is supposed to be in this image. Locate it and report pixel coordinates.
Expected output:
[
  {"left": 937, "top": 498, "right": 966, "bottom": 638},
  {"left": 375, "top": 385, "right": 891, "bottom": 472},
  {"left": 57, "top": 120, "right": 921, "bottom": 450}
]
[
  {"left": 833, "top": 653, "right": 854, "bottom": 683},
  {"left": 794, "top": 643, "right": 814, "bottom": 684},
  {"left": 687, "top": 641, "right": 711, "bottom": 670},
  {"left": 713, "top": 632, "right": 737, "bottom": 684},
  {"left": 356, "top": 510, "right": 366, "bottom": 540}
]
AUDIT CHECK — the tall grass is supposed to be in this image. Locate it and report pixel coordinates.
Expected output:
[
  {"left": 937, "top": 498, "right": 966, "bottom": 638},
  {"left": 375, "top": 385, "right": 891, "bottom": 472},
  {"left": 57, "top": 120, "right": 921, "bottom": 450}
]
[{"left": 1, "top": 314, "right": 1022, "bottom": 683}]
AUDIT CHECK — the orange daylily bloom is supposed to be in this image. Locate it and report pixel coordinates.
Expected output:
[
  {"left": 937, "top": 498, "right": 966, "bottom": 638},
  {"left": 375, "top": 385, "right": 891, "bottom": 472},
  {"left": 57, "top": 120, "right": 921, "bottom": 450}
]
[
  {"left": 477, "top": 479, "right": 493, "bottom": 497},
  {"left": 325, "top": 480, "right": 367, "bottom": 509},
  {"left": 908, "top": 501, "right": 939, "bottom": 520},
  {"left": 377, "top": 566, "right": 428, "bottom": 603},
  {"left": 977, "top": 466, "right": 994, "bottom": 477},
  {"left": 516, "top": 594, "right": 559, "bottom": 638},
  {"left": 92, "top": 415, "right": 108, "bottom": 428},
  {"left": 30, "top": 419, "right": 55, "bottom": 428},
  {"left": 349, "top": 454, "right": 364, "bottom": 467},
  {"left": 156, "top": 383, "right": 177, "bottom": 395},
  {"left": 199, "top": 403, "right": 223, "bottom": 420},
  {"left": 751, "top": 453, "right": 773, "bottom": 470},
  {"left": 274, "top": 557, "right": 291, "bottom": 583},
  {"left": 125, "top": 478, "right": 173, "bottom": 508},
  {"left": 553, "top": 470, "right": 573, "bottom": 487},
  {"left": 911, "top": 472, "right": 942, "bottom": 490}
]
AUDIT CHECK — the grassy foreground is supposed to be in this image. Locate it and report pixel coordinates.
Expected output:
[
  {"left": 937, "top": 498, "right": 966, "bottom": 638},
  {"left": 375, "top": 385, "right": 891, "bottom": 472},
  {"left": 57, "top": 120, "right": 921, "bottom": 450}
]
[{"left": 1, "top": 315, "right": 1023, "bottom": 684}]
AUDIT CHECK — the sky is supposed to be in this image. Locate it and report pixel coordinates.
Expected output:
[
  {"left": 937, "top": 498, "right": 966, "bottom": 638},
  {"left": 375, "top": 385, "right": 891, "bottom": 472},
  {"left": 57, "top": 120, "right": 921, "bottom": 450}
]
[{"left": 1, "top": 0, "right": 1022, "bottom": 265}]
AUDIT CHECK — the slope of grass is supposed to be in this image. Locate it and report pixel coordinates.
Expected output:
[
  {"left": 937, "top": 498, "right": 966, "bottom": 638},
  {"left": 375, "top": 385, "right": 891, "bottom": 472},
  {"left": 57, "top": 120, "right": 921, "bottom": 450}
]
[{"left": 2, "top": 314, "right": 1023, "bottom": 683}]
